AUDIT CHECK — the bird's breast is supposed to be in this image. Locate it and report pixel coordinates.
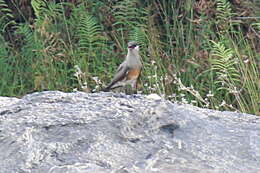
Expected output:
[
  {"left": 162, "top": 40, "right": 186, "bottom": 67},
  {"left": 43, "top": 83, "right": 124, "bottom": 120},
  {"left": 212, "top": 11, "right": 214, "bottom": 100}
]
[{"left": 126, "top": 68, "right": 141, "bottom": 80}]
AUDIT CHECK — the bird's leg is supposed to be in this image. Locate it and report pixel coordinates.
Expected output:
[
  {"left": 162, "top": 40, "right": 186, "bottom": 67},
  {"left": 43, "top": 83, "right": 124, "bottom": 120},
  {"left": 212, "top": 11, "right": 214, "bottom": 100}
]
[
  {"left": 131, "top": 79, "right": 137, "bottom": 90},
  {"left": 125, "top": 79, "right": 137, "bottom": 94}
]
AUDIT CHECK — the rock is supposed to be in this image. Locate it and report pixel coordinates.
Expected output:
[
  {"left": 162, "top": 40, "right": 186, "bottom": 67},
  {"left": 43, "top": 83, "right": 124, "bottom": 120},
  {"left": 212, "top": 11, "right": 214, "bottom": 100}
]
[
  {"left": 0, "top": 96, "right": 20, "bottom": 107},
  {"left": 0, "top": 91, "right": 259, "bottom": 173}
]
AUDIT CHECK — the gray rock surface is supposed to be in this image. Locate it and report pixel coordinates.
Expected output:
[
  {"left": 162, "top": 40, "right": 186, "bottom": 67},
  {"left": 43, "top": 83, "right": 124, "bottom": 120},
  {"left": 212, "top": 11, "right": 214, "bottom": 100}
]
[{"left": 0, "top": 91, "right": 259, "bottom": 173}]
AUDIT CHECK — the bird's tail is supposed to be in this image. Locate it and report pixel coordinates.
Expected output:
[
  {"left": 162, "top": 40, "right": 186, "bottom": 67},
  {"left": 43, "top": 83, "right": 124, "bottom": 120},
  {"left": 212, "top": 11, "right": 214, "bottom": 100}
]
[
  {"left": 102, "top": 87, "right": 110, "bottom": 92},
  {"left": 101, "top": 82, "right": 113, "bottom": 92},
  {"left": 102, "top": 83, "right": 123, "bottom": 92}
]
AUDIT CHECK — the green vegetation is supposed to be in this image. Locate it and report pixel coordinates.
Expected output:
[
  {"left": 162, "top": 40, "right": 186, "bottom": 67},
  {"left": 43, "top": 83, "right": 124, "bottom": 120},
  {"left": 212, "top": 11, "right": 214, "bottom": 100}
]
[{"left": 0, "top": 0, "right": 259, "bottom": 115}]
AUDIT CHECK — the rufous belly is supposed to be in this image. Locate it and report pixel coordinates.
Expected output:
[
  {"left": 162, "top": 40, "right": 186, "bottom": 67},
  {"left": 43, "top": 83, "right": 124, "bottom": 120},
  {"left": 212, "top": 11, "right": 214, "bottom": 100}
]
[{"left": 126, "top": 68, "right": 141, "bottom": 80}]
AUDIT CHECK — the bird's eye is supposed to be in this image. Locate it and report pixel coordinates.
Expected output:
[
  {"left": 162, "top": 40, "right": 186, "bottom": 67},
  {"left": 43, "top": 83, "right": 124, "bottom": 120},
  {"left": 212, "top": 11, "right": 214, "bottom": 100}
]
[{"left": 128, "top": 44, "right": 137, "bottom": 48}]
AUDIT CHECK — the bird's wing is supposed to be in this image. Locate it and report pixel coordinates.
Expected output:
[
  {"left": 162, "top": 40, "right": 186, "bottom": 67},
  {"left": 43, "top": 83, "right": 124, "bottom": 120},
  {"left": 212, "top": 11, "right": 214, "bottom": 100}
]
[{"left": 103, "top": 63, "right": 129, "bottom": 91}]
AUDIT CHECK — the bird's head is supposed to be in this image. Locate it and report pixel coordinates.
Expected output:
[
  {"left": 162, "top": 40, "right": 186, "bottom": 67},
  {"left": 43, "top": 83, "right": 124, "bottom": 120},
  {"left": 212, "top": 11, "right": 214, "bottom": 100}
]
[{"left": 128, "top": 41, "right": 139, "bottom": 52}]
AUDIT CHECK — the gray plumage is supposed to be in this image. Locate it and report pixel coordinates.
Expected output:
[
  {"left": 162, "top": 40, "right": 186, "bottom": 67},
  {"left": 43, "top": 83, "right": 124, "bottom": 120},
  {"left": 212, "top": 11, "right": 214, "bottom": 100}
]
[{"left": 103, "top": 41, "right": 142, "bottom": 91}]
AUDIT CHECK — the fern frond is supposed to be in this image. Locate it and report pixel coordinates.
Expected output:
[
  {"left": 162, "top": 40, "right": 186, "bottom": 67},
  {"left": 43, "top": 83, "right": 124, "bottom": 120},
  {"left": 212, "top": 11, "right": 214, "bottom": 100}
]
[
  {"left": 210, "top": 41, "right": 240, "bottom": 90},
  {"left": 15, "top": 24, "right": 34, "bottom": 49},
  {"left": 252, "top": 22, "right": 260, "bottom": 33},
  {"left": 31, "top": 0, "right": 47, "bottom": 19},
  {"left": 113, "top": 0, "right": 148, "bottom": 28},
  {"left": 77, "top": 11, "right": 104, "bottom": 51},
  {"left": 216, "top": 0, "right": 233, "bottom": 21},
  {"left": 0, "top": 0, "right": 16, "bottom": 32},
  {"left": 129, "top": 27, "right": 148, "bottom": 47},
  {"left": 32, "top": 0, "right": 63, "bottom": 22},
  {"left": 15, "top": 23, "right": 44, "bottom": 63},
  {"left": 216, "top": 0, "right": 236, "bottom": 31},
  {"left": 42, "top": 2, "right": 63, "bottom": 19}
]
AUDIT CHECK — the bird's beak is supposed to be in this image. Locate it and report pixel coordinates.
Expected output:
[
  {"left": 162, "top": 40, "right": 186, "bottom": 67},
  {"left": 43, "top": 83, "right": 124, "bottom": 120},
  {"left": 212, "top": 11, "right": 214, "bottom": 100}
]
[
  {"left": 128, "top": 45, "right": 135, "bottom": 49},
  {"left": 128, "top": 45, "right": 139, "bottom": 50}
]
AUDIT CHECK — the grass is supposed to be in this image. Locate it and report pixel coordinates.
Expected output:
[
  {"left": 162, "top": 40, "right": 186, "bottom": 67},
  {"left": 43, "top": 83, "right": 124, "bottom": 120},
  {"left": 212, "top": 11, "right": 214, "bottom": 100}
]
[{"left": 0, "top": 0, "right": 259, "bottom": 115}]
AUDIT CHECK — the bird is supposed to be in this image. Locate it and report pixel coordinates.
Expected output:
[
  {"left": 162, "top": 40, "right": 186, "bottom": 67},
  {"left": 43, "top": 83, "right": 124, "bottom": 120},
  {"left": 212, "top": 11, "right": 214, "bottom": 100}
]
[{"left": 103, "top": 41, "right": 142, "bottom": 92}]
